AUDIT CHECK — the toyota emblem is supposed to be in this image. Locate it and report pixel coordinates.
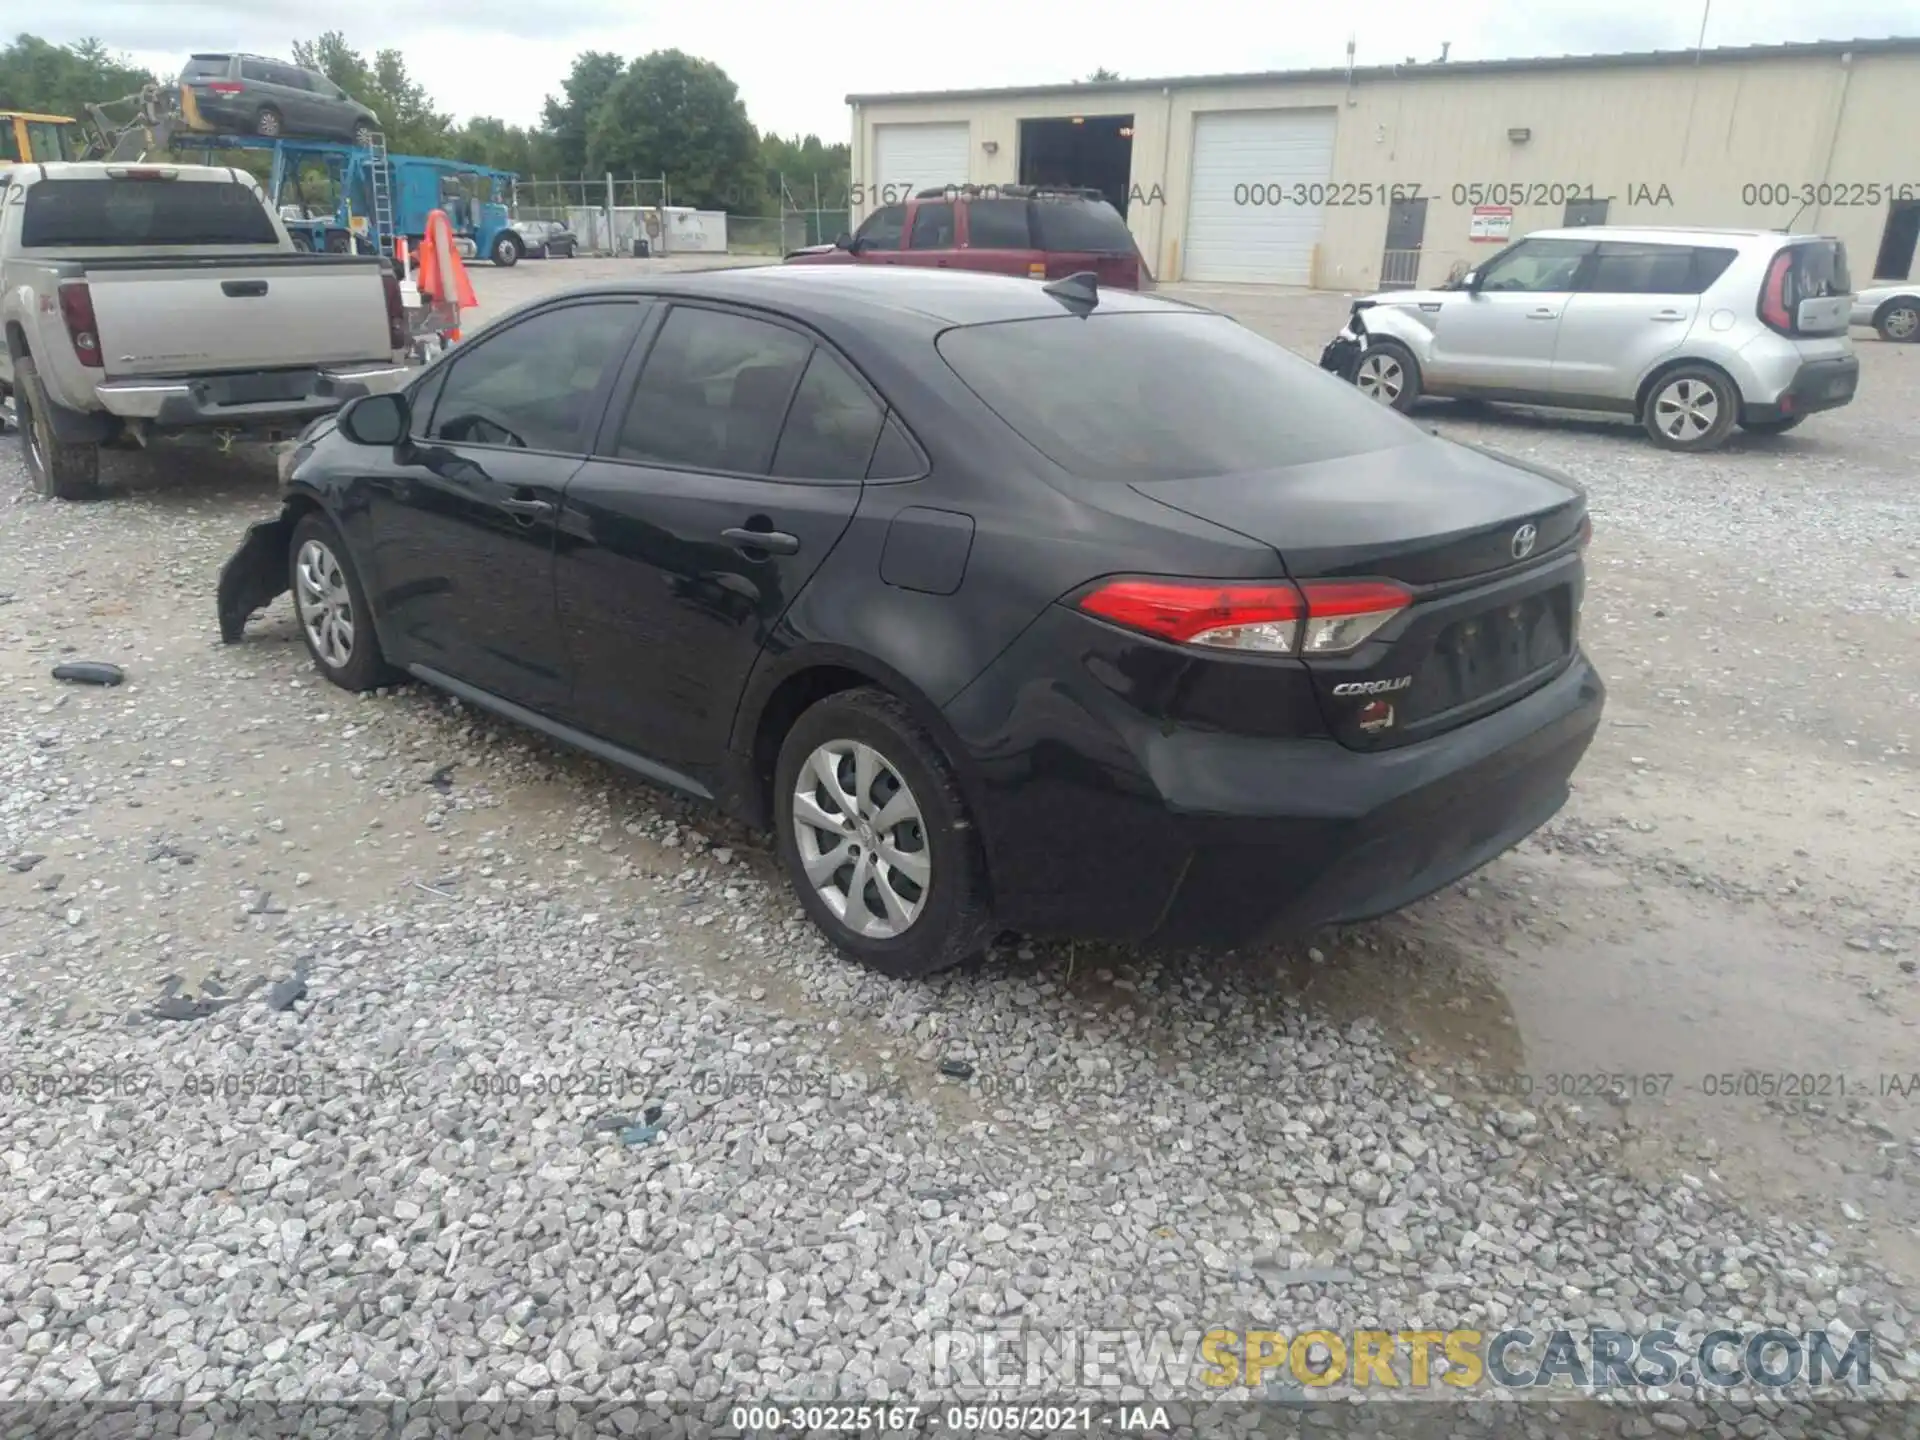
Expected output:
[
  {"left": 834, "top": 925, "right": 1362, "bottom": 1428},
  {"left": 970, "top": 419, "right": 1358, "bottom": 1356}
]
[{"left": 1510, "top": 523, "right": 1538, "bottom": 560}]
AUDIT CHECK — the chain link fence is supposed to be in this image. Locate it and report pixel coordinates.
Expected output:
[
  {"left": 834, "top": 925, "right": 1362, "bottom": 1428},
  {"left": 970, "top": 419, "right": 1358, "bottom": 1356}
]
[
  {"left": 510, "top": 176, "right": 672, "bottom": 256},
  {"left": 506, "top": 177, "right": 851, "bottom": 260}
]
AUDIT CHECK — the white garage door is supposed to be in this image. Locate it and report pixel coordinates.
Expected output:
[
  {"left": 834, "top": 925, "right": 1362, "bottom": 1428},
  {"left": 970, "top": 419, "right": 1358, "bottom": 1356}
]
[
  {"left": 872, "top": 123, "right": 971, "bottom": 205},
  {"left": 1184, "top": 110, "right": 1338, "bottom": 284}
]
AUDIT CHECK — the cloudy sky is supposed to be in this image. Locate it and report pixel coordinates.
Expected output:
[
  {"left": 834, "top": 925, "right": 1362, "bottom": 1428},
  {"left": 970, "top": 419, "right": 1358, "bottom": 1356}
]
[{"left": 39, "top": 0, "right": 1920, "bottom": 141}]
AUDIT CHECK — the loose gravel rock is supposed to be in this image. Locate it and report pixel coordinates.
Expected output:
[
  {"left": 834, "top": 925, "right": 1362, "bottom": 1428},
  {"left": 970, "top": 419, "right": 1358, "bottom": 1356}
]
[{"left": 1, "top": 280, "right": 1916, "bottom": 1433}]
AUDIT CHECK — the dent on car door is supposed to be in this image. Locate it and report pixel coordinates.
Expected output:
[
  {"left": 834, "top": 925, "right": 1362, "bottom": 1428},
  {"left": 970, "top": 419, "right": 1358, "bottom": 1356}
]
[
  {"left": 1429, "top": 238, "right": 1594, "bottom": 393},
  {"left": 554, "top": 303, "right": 874, "bottom": 778},
  {"left": 360, "top": 299, "right": 648, "bottom": 714}
]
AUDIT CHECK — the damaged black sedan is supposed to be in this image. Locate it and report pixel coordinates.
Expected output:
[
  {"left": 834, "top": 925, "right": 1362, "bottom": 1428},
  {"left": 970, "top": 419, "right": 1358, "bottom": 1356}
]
[{"left": 220, "top": 265, "right": 1603, "bottom": 977}]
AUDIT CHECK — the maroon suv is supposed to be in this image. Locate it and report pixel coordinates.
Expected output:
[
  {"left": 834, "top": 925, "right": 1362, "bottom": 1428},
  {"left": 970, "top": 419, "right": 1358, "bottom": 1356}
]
[{"left": 786, "top": 185, "right": 1152, "bottom": 290}]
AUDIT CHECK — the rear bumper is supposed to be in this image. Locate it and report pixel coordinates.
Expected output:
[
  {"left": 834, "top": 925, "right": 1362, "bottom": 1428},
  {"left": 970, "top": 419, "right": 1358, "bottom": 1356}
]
[
  {"left": 95, "top": 364, "right": 410, "bottom": 428},
  {"left": 946, "top": 617, "right": 1605, "bottom": 949},
  {"left": 1742, "top": 355, "right": 1859, "bottom": 422}
]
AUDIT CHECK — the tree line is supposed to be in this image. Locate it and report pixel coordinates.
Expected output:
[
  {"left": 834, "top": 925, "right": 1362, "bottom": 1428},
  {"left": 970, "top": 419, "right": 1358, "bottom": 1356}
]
[{"left": 0, "top": 31, "right": 853, "bottom": 214}]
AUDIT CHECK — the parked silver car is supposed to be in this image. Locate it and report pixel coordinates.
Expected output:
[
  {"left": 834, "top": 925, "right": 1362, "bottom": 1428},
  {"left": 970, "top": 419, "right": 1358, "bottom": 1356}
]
[
  {"left": 1325, "top": 226, "right": 1858, "bottom": 452},
  {"left": 1850, "top": 281, "right": 1920, "bottom": 342}
]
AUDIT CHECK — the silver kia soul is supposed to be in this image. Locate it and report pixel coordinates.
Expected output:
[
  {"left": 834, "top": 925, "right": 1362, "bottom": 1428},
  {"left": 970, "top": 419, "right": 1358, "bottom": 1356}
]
[{"left": 1323, "top": 226, "right": 1858, "bottom": 452}]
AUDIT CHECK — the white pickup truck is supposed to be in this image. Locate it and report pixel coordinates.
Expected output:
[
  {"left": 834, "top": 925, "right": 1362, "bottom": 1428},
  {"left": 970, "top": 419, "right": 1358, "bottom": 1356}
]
[{"left": 1, "top": 160, "right": 410, "bottom": 499}]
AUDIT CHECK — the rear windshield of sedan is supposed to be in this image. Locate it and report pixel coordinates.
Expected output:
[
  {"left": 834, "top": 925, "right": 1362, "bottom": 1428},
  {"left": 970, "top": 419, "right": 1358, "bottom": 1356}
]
[{"left": 936, "top": 311, "right": 1419, "bottom": 482}]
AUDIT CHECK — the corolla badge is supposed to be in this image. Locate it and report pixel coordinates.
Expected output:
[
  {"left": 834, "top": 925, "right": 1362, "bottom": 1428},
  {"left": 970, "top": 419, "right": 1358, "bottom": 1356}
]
[
  {"left": 1511, "top": 523, "right": 1539, "bottom": 560},
  {"left": 1332, "top": 676, "right": 1412, "bottom": 697}
]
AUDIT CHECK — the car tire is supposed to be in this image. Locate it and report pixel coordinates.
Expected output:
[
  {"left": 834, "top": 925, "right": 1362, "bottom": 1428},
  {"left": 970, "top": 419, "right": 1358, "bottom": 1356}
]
[
  {"left": 773, "top": 688, "right": 994, "bottom": 979},
  {"left": 14, "top": 357, "right": 101, "bottom": 501},
  {"left": 1874, "top": 300, "right": 1920, "bottom": 343},
  {"left": 1352, "top": 340, "right": 1421, "bottom": 412},
  {"left": 492, "top": 233, "right": 522, "bottom": 267},
  {"left": 1642, "top": 365, "right": 1737, "bottom": 452},
  {"left": 255, "top": 106, "right": 283, "bottom": 138},
  {"left": 1739, "top": 415, "right": 1803, "bottom": 435},
  {"left": 289, "top": 511, "right": 397, "bottom": 693}
]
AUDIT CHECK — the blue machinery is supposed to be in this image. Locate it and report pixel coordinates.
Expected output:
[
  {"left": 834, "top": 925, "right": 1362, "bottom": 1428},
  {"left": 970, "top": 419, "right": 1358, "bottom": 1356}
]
[{"left": 169, "top": 131, "right": 522, "bottom": 263}]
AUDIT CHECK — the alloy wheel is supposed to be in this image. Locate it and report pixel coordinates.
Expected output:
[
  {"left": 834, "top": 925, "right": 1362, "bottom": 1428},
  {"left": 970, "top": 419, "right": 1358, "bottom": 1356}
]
[
  {"left": 1355, "top": 352, "right": 1404, "bottom": 405},
  {"left": 1653, "top": 377, "right": 1719, "bottom": 442},
  {"left": 294, "top": 538, "right": 355, "bottom": 670},
  {"left": 1885, "top": 305, "right": 1919, "bottom": 341},
  {"left": 790, "top": 739, "right": 930, "bottom": 939}
]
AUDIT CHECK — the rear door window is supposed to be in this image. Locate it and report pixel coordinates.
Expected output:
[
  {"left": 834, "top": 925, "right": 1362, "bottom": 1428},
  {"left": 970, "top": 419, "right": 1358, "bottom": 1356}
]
[
  {"left": 769, "top": 349, "right": 885, "bottom": 481},
  {"left": 614, "top": 306, "right": 813, "bottom": 474},
  {"left": 964, "top": 198, "right": 1032, "bottom": 249},
  {"left": 20, "top": 179, "right": 280, "bottom": 247},
  {"left": 239, "top": 58, "right": 274, "bottom": 83},
  {"left": 182, "top": 56, "right": 232, "bottom": 83},
  {"left": 1584, "top": 243, "right": 1698, "bottom": 294},
  {"left": 909, "top": 201, "right": 956, "bottom": 250},
  {"left": 1031, "top": 196, "right": 1135, "bottom": 254}
]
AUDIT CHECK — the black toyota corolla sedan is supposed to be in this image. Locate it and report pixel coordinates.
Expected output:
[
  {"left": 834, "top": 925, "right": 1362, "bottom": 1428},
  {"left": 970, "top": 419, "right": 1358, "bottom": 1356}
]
[{"left": 217, "top": 265, "right": 1604, "bottom": 978}]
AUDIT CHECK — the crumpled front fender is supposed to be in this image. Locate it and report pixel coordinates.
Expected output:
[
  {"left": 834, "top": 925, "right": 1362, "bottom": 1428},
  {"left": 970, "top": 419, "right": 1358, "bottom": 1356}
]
[{"left": 216, "top": 513, "right": 295, "bottom": 644}]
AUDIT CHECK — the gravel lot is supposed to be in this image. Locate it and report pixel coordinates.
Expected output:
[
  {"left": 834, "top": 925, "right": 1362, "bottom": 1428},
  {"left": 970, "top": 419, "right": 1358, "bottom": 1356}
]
[{"left": 1, "top": 257, "right": 1917, "bottom": 1433}]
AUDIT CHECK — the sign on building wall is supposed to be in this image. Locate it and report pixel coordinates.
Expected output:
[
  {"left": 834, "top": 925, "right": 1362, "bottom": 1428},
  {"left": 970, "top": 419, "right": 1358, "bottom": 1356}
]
[{"left": 1469, "top": 205, "right": 1513, "bottom": 243}]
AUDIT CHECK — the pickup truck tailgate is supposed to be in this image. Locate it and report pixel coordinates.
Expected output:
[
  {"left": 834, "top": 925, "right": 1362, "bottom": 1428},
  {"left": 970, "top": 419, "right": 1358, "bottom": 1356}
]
[{"left": 85, "top": 257, "right": 395, "bottom": 379}]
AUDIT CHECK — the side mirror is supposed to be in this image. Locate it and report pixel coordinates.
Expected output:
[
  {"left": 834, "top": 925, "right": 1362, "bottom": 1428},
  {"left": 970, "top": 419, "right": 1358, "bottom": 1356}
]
[
  {"left": 834, "top": 232, "right": 857, "bottom": 253},
  {"left": 338, "top": 392, "right": 408, "bottom": 447},
  {"left": 1462, "top": 269, "right": 1483, "bottom": 292}
]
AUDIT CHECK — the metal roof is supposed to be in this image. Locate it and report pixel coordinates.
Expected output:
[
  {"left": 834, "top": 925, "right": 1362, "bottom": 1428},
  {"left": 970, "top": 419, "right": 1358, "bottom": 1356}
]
[{"left": 846, "top": 35, "right": 1920, "bottom": 106}]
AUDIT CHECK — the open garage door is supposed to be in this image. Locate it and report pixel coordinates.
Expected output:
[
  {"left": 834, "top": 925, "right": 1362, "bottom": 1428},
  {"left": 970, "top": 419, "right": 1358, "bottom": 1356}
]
[
  {"left": 873, "top": 122, "right": 971, "bottom": 203},
  {"left": 1183, "top": 110, "right": 1338, "bottom": 284}
]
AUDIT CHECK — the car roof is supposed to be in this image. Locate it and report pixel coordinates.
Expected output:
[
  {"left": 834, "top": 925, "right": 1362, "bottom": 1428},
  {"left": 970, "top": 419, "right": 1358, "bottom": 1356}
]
[
  {"left": 1526, "top": 225, "right": 1829, "bottom": 246},
  {"left": 585, "top": 264, "right": 1196, "bottom": 329}
]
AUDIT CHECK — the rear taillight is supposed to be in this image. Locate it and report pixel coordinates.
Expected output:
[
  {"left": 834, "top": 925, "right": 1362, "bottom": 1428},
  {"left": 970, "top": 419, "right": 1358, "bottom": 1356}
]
[
  {"left": 380, "top": 267, "right": 410, "bottom": 351},
  {"left": 1759, "top": 249, "right": 1795, "bottom": 334},
  {"left": 1077, "top": 577, "right": 1411, "bottom": 656},
  {"left": 57, "top": 281, "right": 103, "bottom": 369},
  {"left": 1296, "top": 580, "right": 1415, "bottom": 655},
  {"left": 207, "top": 82, "right": 244, "bottom": 94}
]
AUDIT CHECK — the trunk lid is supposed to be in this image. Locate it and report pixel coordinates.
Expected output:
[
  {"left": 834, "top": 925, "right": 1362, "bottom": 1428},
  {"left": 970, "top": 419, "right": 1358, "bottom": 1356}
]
[
  {"left": 85, "top": 256, "right": 396, "bottom": 379},
  {"left": 1130, "top": 435, "right": 1585, "bottom": 586},
  {"left": 1132, "top": 436, "right": 1588, "bottom": 750}
]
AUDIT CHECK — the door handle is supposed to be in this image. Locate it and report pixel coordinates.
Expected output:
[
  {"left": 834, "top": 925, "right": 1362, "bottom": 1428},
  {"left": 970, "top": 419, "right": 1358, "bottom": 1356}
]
[
  {"left": 499, "top": 497, "right": 554, "bottom": 521},
  {"left": 722, "top": 526, "right": 800, "bottom": 556},
  {"left": 1527, "top": 308, "right": 1559, "bottom": 319},
  {"left": 1651, "top": 310, "right": 1687, "bottom": 322},
  {"left": 222, "top": 280, "right": 269, "bottom": 297}
]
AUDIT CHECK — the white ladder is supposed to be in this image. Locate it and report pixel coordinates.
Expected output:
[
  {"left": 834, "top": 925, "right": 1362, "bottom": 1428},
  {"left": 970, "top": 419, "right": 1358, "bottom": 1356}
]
[{"left": 364, "top": 130, "right": 396, "bottom": 255}]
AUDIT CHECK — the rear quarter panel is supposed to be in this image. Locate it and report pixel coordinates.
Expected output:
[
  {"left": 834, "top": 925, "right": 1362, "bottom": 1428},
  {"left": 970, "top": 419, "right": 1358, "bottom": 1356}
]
[{"left": 728, "top": 306, "right": 1277, "bottom": 811}]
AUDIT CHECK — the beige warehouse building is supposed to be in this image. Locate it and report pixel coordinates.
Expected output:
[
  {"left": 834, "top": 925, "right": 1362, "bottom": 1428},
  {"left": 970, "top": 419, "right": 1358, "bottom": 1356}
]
[{"left": 845, "top": 36, "right": 1920, "bottom": 291}]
